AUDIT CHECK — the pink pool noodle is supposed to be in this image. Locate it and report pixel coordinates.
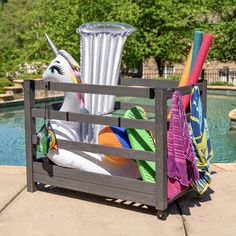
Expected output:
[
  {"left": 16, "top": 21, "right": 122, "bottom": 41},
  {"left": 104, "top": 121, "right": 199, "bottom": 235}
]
[{"left": 182, "top": 34, "right": 213, "bottom": 110}]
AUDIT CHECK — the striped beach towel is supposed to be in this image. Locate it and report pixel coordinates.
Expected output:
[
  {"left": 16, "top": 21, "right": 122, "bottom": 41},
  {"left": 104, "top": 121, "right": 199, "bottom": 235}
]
[
  {"left": 168, "top": 90, "right": 199, "bottom": 188},
  {"left": 189, "top": 86, "right": 213, "bottom": 194}
]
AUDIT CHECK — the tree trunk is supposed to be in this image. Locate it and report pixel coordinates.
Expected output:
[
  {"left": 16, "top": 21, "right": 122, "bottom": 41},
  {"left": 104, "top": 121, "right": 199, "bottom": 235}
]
[{"left": 155, "top": 57, "right": 164, "bottom": 77}]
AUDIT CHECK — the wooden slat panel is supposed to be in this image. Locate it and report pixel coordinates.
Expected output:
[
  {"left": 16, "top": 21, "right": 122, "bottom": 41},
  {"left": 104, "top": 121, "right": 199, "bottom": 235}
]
[
  {"left": 34, "top": 172, "right": 155, "bottom": 206},
  {"left": 34, "top": 81, "right": 155, "bottom": 98},
  {"left": 69, "top": 113, "right": 155, "bottom": 131},
  {"left": 31, "top": 108, "right": 155, "bottom": 132},
  {"left": 166, "top": 82, "right": 203, "bottom": 99},
  {"left": 121, "top": 78, "right": 179, "bottom": 88},
  {"left": 33, "top": 160, "right": 155, "bottom": 194},
  {"left": 32, "top": 108, "right": 67, "bottom": 120},
  {"left": 24, "top": 80, "right": 37, "bottom": 192},
  {"left": 114, "top": 102, "right": 155, "bottom": 113},
  {"left": 32, "top": 138, "right": 156, "bottom": 162},
  {"left": 155, "top": 89, "right": 168, "bottom": 211},
  {"left": 33, "top": 162, "right": 155, "bottom": 206}
]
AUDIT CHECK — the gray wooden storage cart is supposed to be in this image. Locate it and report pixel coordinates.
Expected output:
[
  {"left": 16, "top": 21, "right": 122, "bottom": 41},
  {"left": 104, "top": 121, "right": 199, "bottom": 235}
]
[{"left": 24, "top": 78, "right": 207, "bottom": 220}]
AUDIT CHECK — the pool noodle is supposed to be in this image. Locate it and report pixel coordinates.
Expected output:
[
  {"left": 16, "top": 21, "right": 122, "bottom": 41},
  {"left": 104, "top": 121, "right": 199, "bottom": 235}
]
[
  {"left": 178, "top": 44, "right": 193, "bottom": 87},
  {"left": 168, "top": 45, "right": 193, "bottom": 120},
  {"left": 179, "top": 31, "right": 203, "bottom": 87},
  {"left": 190, "top": 31, "right": 203, "bottom": 73},
  {"left": 182, "top": 34, "right": 213, "bottom": 111}
]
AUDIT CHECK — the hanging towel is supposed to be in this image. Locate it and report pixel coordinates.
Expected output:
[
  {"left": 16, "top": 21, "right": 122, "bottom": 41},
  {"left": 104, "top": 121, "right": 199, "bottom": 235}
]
[
  {"left": 189, "top": 86, "right": 213, "bottom": 194},
  {"left": 124, "top": 105, "right": 191, "bottom": 200},
  {"left": 168, "top": 90, "right": 199, "bottom": 188}
]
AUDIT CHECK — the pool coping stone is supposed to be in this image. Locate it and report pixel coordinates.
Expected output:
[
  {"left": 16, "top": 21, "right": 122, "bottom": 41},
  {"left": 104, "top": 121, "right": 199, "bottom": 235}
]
[{"left": 0, "top": 95, "right": 64, "bottom": 108}]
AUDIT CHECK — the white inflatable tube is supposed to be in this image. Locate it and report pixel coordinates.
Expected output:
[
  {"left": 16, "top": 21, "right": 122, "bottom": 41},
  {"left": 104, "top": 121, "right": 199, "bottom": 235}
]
[
  {"left": 78, "top": 22, "right": 136, "bottom": 143},
  {"left": 48, "top": 120, "right": 140, "bottom": 179},
  {"left": 48, "top": 150, "right": 140, "bottom": 179}
]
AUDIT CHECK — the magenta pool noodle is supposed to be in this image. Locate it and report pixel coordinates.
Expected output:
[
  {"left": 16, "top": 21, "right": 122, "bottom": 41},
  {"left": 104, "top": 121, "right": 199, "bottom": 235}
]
[
  {"left": 190, "top": 31, "right": 203, "bottom": 73},
  {"left": 183, "top": 34, "right": 213, "bottom": 110}
]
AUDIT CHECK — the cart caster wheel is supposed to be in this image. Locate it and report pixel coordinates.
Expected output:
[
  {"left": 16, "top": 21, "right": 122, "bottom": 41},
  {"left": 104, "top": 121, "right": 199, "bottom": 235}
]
[{"left": 156, "top": 210, "right": 168, "bottom": 220}]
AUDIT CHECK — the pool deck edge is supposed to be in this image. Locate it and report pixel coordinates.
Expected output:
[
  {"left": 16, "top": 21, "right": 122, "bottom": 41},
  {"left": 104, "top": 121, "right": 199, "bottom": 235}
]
[
  {"left": 211, "top": 162, "right": 236, "bottom": 171},
  {"left": 0, "top": 94, "right": 64, "bottom": 108}
]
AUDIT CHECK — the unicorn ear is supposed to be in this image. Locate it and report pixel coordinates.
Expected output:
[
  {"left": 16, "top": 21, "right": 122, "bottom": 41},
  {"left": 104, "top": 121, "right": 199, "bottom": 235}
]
[{"left": 45, "top": 33, "right": 59, "bottom": 56}]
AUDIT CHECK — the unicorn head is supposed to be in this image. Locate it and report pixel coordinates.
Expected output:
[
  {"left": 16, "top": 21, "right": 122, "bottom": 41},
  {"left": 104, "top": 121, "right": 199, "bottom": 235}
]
[
  {"left": 43, "top": 33, "right": 81, "bottom": 84},
  {"left": 43, "top": 33, "right": 87, "bottom": 115}
]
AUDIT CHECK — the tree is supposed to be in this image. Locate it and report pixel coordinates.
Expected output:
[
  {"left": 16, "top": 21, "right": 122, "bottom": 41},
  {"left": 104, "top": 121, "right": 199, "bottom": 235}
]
[
  {"left": 204, "top": 0, "right": 236, "bottom": 62},
  {"left": 0, "top": 0, "right": 81, "bottom": 74},
  {"left": 0, "top": 0, "right": 139, "bottom": 74},
  {"left": 131, "top": 0, "right": 207, "bottom": 76},
  {"left": 0, "top": 0, "right": 236, "bottom": 77},
  {"left": 0, "top": 0, "right": 8, "bottom": 7},
  {"left": 0, "top": 0, "right": 42, "bottom": 74}
]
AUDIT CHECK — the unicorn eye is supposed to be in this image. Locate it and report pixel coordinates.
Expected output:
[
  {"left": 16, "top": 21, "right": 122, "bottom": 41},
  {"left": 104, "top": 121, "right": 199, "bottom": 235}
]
[{"left": 49, "top": 65, "right": 64, "bottom": 75}]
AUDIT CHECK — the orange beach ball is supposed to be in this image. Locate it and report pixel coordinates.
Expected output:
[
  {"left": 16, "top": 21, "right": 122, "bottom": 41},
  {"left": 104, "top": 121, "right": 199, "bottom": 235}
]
[{"left": 98, "top": 126, "right": 131, "bottom": 164}]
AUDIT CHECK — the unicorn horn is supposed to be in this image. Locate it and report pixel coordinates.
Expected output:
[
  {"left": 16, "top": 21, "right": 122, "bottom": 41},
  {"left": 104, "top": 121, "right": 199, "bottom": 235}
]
[{"left": 45, "top": 33, "right": 59, "bottom": 56}]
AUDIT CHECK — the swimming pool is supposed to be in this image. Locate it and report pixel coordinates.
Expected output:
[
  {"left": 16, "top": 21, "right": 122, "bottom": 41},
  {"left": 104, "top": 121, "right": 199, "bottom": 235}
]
[
  {"left": 0, "top": 106, "right": 42, "bottom": 166},
  {"left": 207, "top": 95, "right": 236, "bottom": 162},
  {"left": 0, "top": 95, "right": 235, "bottom": 165}
]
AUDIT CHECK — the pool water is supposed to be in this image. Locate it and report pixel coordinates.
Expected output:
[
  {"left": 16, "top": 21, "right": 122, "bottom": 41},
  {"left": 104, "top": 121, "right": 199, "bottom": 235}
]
[
  {"left": 207, "top": 95, "right": 236, "bottom": 162},
  {"left": 0, "top": 95, "right": 235, "bottom": 165},
  {"left": 0, "top": 108, "right": 26, "bottom": 166},
  {"left": 0, "top": 106, "right": 44, "bottom": 166}
]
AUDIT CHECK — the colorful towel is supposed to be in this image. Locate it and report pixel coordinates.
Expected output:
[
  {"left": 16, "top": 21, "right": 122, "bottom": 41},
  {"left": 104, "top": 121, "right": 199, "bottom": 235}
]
[
  {"left": 168, "top": 90, "right": 199, "bottom": 188},
  {"left": 124, "top": 93, "right": 200, "bottom": 200},
  {"left": 189, "top": 86, "right": 213, "bottom": 194},
  {"left": 124, "top": 106, "right": 184, "bottom": 200}
]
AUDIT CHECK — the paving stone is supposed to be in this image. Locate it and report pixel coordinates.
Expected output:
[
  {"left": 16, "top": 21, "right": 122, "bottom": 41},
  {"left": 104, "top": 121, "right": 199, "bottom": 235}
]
[
  {"left": 213, "top": 163, "right": 236, "bottom": 171},
  {"left": 178, "top": 171, "right": 236, "bottom": 236},
  {"left": 0, "top": 166, "right": 26, "bottom": 211},
  {"left": 0, "top": 181, "right": 185, "bottom": 236}
]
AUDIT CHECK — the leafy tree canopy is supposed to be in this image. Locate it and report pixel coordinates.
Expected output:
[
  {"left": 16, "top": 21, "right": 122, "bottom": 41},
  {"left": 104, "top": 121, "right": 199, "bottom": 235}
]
[
  {"left": 204, "top": 0, "right": 236, "bottom": 61},
  {"left": 0, "top": 0, "right": 236, "bottom": 76}
]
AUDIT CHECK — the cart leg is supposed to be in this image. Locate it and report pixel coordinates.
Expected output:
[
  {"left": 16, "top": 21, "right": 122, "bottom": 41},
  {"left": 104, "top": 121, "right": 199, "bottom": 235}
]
[{"left": 156, "top": 210, "right": 168, "bottom": 220}]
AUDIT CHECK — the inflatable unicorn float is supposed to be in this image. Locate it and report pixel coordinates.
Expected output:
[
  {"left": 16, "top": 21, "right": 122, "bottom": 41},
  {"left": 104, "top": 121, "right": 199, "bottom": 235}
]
[{"left": 42, "top": 22, "right": 140, "bottom": 179}]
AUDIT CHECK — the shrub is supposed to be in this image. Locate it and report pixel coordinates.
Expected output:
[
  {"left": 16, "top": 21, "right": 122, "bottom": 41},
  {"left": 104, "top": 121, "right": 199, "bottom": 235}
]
[
  {"left": 208, "top": 81, "right": 234, "bottom": 86},
  {"left": 0, "top": 78, "right": 13, "bottom": 94},
  {"left": 153, "top": 76, "right": 180, "bottom": 81},
  {"left": 5, "top": 61, "right": 47, "bottom": 81},
  {"left": 0, "top": 78, "right": 13, "bottom": 87},
  {"left": 15, "top": 74, "right": 42, "bottom": 80},
  {"left": 0, "top": 87, "right": 5, "bottom": 94},
  {"left": 166, "top": 76, "right": 180, "bottom": 81}
]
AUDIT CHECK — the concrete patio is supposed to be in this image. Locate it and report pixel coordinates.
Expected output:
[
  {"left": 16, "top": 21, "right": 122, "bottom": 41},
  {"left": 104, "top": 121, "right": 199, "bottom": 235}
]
[{"left": 0, "top": 164, "right": 235, "bottom": 236}]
